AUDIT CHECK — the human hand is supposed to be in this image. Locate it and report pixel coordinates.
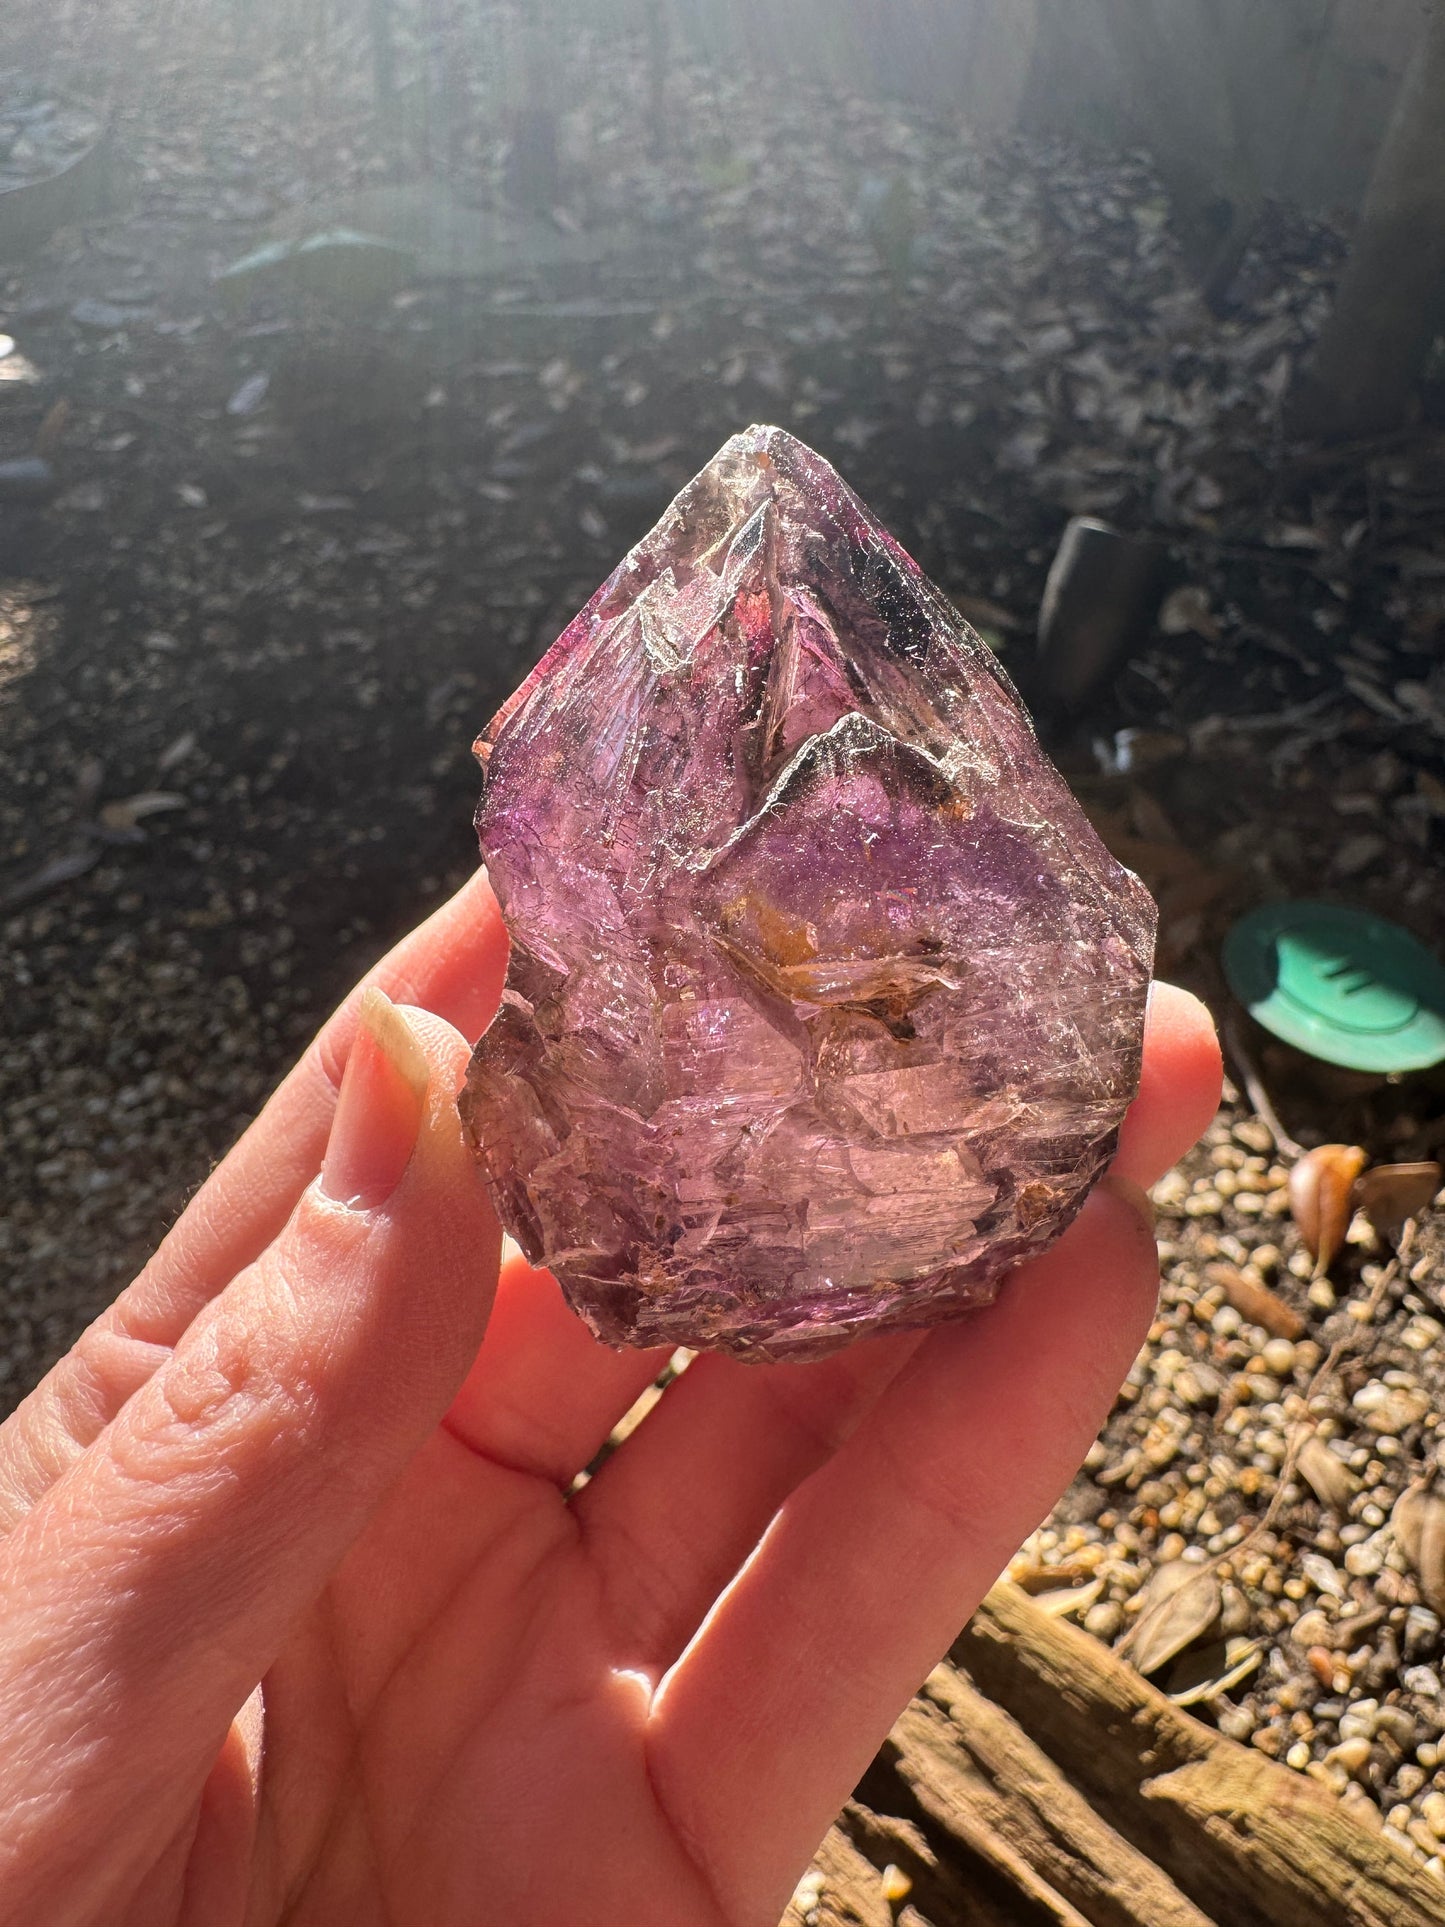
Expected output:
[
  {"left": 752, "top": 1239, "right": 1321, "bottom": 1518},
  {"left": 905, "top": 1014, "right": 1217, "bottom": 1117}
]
[{"left": 0, "top": 869, "right": 1220, "bottom": 1927}]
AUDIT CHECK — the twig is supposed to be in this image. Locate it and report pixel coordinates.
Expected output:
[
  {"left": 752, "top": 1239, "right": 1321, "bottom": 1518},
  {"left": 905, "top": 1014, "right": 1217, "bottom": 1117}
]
[
  {"left": 1218, "top": 1223, "right": 1414, "bottom": 1568},
  {"left": 1223, "top": 1013, "right": 1305, "bottom": 1160}
]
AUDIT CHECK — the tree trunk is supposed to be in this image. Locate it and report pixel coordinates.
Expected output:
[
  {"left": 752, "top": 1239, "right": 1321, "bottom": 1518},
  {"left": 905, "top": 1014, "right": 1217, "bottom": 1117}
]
[{"left": 1290, "top": 1, "right": 1445, "bottom": 439}]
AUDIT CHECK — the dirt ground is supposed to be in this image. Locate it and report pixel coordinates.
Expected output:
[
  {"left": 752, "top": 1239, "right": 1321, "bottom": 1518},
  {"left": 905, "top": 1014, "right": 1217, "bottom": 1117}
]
[{"left": 4, "top": 0, "right": 1445, "bottom": 1894}]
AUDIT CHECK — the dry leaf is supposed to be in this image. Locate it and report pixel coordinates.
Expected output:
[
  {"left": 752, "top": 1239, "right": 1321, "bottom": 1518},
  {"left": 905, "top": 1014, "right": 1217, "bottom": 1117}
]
[
  {"left": 1034, "top": 1576, "right": 1105, "bottom": 1619},
  {"left": 1355, "top": 1162, "right": 1442, "bottom": 1245},
  {"left": 73, "top": 754, "right": 105, "bottom": 815},
  {"left": 1393, "top": 1484, "right": 1445, "bottom": 1615},
  {"left": 1007, "top": 1557, "right": 1099, "bottom": 1594},
  {"left": 33, "top": 395, "right": 71, "bottom": 460},
  {"left": 98, "top": 791, "right": 187, "bottom": 834},
  {"left": 1288, "top": 1144, "right": 1368, "bottom": 1273},
  {"left": 1294, "top": 1431, "right": 1359, "bottom": 1513},
  {"left": 1158, "top": 583, "right": 1220, "bottom": 641},
  {"left": 157, "top": 731, "right": 197, "bottom": 775},
  {"left": 0, "top": 845, "right": 100, "bottom": 910},
  {"left": 1168, "top": 1636, "right": 1262, "bottom": 1708},
  {"left": 1125, "top": 1560, "right": 1221, "bottom": 1675},
  {"left": 1205, "top": 1263, "right": 1306, "bottom": 1340}
]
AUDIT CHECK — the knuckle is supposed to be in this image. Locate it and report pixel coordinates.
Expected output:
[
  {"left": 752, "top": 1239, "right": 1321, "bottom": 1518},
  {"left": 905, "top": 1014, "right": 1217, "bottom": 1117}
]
[
  {"left": 117, "top": 1281, "right": 325, "bottom": 1488},
  {"left": 161, "top": 1310, "right": 286, "bottom": 1433}
]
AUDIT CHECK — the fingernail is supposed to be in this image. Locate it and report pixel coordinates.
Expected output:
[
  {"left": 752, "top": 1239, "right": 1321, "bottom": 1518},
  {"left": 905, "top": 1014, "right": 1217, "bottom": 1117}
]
[{"left": 321, "top": 988, "right": 430, "bottom": 1209}]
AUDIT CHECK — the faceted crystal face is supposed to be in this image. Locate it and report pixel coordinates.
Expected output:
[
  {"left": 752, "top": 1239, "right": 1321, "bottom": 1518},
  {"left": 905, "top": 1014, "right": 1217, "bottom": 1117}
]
[{"left": 460, "top": 426, "right": 1156, "bottom": 1361}]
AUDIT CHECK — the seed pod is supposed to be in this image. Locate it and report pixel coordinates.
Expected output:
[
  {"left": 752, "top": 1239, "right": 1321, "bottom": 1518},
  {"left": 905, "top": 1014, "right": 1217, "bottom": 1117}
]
[
  {"left": 1125, "top": 1561, "right": 1222, "bottom": 1675},
  {"left": 1294, "top": 1430, "right": 1359, "bottom": 1513},
  {"left": 1355, "top": 1162, "right": 1442, "bottom": 1246},
  {"left": 1393, "top": 1483, "right": 1445, "bottom": 1616},
  {"left": 1288, "top": 1144, "right": 1368, "bottom": 1274}
]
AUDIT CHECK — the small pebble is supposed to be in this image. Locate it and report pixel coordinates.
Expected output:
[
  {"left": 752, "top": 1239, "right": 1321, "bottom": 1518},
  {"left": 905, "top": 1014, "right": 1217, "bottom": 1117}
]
[
  {"left": 1345, "top": 1540, "right": 1385, "bottom": 1579},
  {"left": 791, "top": 1871, "right": 825, "bottom": 1912},
  {"left": 1404, "top": 1317, "right": 1442, "bottom": 1353},
  {"left": 1406, "top": 1609, "right": 1442, "bottom": 1662},
  {"left": 1354, "top": 1382, "right": 1431, "bottom": 1436},
  {"left": 1262, "top": 1337, "right": 1296, "bottom": 1376},
  {"left": 1217, "top": 1705, "right": 1254, "bottom": 1742},
  {"left": 1084, "top": 1600, "right": 1123, "bottom": 1641},
  {"left": 880, "top": 1864, "right": 912, "bottom": 1904},
  {"left": 1340, "top": 1701, "right": 1379, "bottom": 1743},
  {"left": 1325, "top": 1736, "right": 1373, "bottom": 1776},
  {"left": 1294, "top": 1609, "right": 1332, "bottom": 1648},
  {"left": 1377, "top": 1706, "right": 1418, "bottom": 1749}
]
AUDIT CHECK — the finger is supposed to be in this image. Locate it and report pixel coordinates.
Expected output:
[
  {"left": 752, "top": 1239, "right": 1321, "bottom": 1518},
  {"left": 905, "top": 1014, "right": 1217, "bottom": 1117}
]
[
  {"left": 577, "top": 984, "right": 1218, "bottom": 1675},
  {"left": 0, "top": 867, "right": 506, "bottom": 1532},
  {"left": 181, "top": 1689, "right": 264, "bottom": 1927},
  {"left": 648, "top": 1179, "right": 1160, "bottom": 1926},
  {"left": 443, "top": 1250, "right": 670, "bottom": 1486},
  {"left": 573, "top": 1333, "right": 920, "bottom": 1669},
  {"left": 1112, "top": 982, "right": 1221, "bottom": 1189},
  {"left": 0, "top": 998, "right": 501, "bottom": 1911}
]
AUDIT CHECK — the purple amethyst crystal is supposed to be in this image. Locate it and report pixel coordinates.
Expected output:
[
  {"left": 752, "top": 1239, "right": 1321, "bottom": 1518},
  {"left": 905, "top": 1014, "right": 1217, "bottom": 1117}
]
[{"left": 460, "top": 426, "right": 1156, "bottom": 1361}]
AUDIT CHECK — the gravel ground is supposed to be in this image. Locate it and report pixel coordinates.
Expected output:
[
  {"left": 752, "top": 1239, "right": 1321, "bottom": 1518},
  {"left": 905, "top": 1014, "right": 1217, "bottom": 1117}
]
[{"left": 1012, "top": 1111, "right": 1445, "bottom": 1874}]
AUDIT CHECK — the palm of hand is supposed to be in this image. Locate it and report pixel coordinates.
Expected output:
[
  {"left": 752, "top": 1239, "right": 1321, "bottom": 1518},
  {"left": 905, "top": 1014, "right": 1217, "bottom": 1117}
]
[
  {"left": 242, "top": 1432, "right": 720, "bottom": 1927},
  {"left": 0, "top": 875, "right": 1219, "bottom": 1927}
]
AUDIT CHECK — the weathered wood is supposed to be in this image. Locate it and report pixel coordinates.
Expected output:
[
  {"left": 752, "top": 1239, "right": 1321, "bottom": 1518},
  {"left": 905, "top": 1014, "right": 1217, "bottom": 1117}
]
[
  {"left": 884, "top": 1716, "right": 1094, "bottom": 1927},
  {"left": 898, "top": 1666, "right": 1216, "bottom": 1927},
  {"left": 841, "top": 1800, "right": 1018, "bottom": 1927},
  {"left": 781, "top": 1823, "right": 893, "bottom": 1927},
  {"left": 1144, "top": 1754, "right": 1445, "bottom": 1927},
  {"left": 956, "top": 1582, "right": 1445, "bottom": 1927}
]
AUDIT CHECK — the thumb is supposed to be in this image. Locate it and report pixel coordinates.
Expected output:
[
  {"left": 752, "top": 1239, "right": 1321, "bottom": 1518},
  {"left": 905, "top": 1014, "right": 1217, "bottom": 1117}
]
[{"left": 0, "top": 993, "right": 499, "bottom": 1901}]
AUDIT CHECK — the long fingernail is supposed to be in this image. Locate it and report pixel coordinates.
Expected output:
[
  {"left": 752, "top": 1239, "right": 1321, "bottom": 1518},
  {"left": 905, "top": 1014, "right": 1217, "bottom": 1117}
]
[{"left": 321, "top": 988, "right": 430, "bottom": 1209}]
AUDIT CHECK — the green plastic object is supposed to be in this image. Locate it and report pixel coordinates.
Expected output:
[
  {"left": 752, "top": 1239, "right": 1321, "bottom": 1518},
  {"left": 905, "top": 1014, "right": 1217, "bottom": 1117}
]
[{"left": 1223, "top": 901, "right": 1445, "bottom": 1073}]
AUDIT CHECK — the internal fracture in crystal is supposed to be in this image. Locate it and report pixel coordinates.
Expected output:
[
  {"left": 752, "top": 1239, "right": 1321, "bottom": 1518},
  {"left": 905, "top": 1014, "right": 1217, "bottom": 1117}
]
[{"left": 460, "top": 426, "right": 1156, "bottom": 1361}]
